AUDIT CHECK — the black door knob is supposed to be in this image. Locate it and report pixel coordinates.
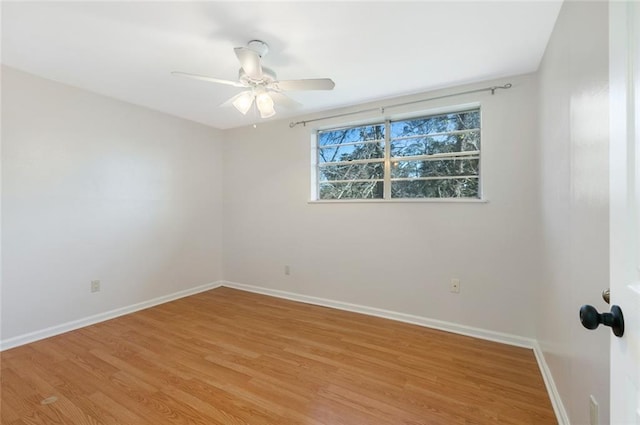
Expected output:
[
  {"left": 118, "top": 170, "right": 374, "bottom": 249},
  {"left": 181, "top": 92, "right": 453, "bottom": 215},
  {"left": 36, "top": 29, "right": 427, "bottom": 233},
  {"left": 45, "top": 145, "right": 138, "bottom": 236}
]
[{"left": 579, "top": 304, "right": 624, "bottom": 337}]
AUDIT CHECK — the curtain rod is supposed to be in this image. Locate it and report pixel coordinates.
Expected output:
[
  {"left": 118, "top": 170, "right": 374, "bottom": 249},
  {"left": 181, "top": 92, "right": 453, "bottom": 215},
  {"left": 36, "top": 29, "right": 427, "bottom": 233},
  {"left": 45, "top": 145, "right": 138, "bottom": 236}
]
[{"left": 288, "top": 83, "right": 512, "bottom": 128}]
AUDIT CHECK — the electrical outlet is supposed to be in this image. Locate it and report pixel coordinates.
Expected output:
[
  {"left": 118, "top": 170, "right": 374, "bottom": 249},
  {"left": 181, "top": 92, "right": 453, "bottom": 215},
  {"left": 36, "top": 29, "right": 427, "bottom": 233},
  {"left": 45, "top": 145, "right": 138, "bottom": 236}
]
[
  {"left": 284, "top": 265, "right": 291, "bottom": 276},
  {"left": 450, "top": 278, "right": 460, "bottom": 293},
  {"left": 589, "top": 395, "right": 599, "bottom": 425},
  {"left": 91, "top": 280, "right": 101, "bottom": 293}
]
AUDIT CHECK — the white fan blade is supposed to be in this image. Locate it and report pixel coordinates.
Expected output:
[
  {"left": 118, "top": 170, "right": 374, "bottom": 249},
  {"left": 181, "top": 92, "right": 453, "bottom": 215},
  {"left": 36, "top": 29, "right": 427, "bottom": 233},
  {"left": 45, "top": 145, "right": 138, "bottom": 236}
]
[
  {"left": 274, "top": 78, "right": 335, "bottom": 91},
  {"left": 172, "top": 71, "right": 246, "bottom": 88},
  {"left": 269, "top": 92, "right": 302, "bottom": 109},
  {"left": 234, "top": 47, "right": 263, "bottom": 80}
]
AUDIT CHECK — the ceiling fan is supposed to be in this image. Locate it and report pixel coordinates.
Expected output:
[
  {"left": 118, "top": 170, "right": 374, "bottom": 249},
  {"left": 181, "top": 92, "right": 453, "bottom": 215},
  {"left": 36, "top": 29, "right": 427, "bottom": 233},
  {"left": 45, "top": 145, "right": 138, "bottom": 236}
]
[{"left": 172, "top": 40, "right": 335, "bottom": 119}]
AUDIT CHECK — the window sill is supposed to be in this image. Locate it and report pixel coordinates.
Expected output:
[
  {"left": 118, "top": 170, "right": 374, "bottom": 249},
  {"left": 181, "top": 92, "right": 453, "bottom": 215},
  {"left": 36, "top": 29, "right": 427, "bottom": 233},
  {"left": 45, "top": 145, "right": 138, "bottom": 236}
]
[{"left": 307, "top": 198, "right": 489, "bottom": 204}]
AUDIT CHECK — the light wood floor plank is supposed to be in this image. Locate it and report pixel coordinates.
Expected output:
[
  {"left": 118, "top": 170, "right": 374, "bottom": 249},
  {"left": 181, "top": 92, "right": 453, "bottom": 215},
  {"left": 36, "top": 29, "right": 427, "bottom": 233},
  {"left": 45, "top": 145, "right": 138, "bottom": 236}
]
[{"left": 1, "top": 287, "right": 556, "bottom": 424}]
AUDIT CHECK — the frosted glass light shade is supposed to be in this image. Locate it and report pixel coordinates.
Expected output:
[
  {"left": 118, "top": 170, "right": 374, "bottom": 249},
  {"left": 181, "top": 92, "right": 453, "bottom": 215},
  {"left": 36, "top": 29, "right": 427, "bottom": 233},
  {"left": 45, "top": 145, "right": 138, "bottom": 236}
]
[
  {"left": 256, "top": 92, "right": 276, "bottom": 118},
  {"left": 232, "top": 91, "right": 254, "bottom": 115}
]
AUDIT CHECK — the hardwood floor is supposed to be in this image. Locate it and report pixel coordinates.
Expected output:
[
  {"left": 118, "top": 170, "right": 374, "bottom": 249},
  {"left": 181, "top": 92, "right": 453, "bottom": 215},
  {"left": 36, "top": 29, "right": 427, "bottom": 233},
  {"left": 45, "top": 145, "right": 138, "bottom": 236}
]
[{"left": 1, "top": 287, "right": 556, "bottom": 424}]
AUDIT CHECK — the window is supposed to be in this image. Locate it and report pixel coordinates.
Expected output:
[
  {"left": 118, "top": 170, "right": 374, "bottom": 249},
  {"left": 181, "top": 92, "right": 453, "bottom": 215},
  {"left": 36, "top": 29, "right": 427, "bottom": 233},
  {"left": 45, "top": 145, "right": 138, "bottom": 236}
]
[{"left": 314, "top": 108, "right": 481, "bottom": 200}]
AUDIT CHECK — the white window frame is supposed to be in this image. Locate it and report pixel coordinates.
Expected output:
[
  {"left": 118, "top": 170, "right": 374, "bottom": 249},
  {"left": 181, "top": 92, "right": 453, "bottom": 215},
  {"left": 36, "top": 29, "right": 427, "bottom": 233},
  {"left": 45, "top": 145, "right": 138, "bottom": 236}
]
[{"left": 310, "top": 105, "right": 484, "bottom": 203}]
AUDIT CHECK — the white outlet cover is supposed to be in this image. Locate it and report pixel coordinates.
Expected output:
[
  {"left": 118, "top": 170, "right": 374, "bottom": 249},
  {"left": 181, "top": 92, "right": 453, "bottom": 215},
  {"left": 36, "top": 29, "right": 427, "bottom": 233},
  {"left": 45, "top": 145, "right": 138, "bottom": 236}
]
[{"left": 450, "top": 278, "right": 460, "bottom": 293}]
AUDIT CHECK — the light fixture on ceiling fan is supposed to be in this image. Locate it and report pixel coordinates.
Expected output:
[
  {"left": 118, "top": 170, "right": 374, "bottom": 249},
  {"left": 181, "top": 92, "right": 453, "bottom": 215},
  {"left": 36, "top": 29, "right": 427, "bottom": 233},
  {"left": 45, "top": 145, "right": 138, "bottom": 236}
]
[
  {"left": 231, "top": 88, "right": 275, "bottom": 118},
  {"left": 172, "top": 40, "right": 335, "bottom": 119}
]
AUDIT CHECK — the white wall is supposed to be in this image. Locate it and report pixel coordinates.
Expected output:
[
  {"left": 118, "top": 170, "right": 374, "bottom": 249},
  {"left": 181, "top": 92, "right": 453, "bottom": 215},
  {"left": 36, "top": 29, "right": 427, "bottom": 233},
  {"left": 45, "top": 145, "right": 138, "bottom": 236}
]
[
  {"left": 1, "top": 67, "right": 224, "bottom": 341},
  {"left": 223, "top": 74, "right": 540, "bottom": 338},
  {"left": 536, "top": 1, "right": 610, "bottom": 424}
]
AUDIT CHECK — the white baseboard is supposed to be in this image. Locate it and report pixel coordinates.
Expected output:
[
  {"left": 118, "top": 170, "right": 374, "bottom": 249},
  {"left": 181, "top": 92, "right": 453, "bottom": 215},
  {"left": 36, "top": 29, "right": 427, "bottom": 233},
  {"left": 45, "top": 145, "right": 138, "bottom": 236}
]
[
  {"left": 0, "top": 281, "right": 222, "bottom": 351},
  {"left": 221, "top": 281, "right": 535, "bottom": 347},
  {"left": 533, "top": 341, "right": 571, "bottom": 425}
]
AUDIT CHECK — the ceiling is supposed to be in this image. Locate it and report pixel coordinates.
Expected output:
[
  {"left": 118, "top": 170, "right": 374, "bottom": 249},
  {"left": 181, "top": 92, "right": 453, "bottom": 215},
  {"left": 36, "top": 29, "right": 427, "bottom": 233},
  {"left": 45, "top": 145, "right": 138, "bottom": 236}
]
[{"left": 1, "top": 1, "right": 562, "bottom": 130}]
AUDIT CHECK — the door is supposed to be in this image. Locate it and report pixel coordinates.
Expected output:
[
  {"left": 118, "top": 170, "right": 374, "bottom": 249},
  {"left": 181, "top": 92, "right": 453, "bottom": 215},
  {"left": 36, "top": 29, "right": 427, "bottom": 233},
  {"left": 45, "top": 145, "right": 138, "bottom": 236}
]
[{"left": 610, "top": 1, "right": 640, "bottom": 424}]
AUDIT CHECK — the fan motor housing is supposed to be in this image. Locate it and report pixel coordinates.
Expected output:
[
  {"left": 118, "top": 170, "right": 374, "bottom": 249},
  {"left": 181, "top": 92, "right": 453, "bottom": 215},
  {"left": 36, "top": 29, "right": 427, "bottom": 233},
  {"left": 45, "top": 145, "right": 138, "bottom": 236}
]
[
  {"left": 239, "top": 67, "right": 276, "bottom": 86},
  {"left": 247, "top": 40, "right": 269, "bottom": 58}
]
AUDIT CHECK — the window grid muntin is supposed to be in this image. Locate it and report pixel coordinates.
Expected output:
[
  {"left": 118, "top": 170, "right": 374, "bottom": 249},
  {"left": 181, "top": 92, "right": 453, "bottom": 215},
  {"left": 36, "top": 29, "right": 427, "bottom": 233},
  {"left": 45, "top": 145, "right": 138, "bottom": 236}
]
[
  {"left": 391, "top": 128, "right": 479, "bottom": 142},
  {"left": 391, "top": 176, "right": 480, "bottom": 182},
  {"left": 317, "top": 158, "right": 385, "bottom": 167},
  {"left": 389, "top": 151, "right": 480, "bottom": 163},
  {"left": 318, "top": 138, "right": 385, "bottom": 149},
  {"left": 322, "top": 178, "right": 385, "bottom": 184}
]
